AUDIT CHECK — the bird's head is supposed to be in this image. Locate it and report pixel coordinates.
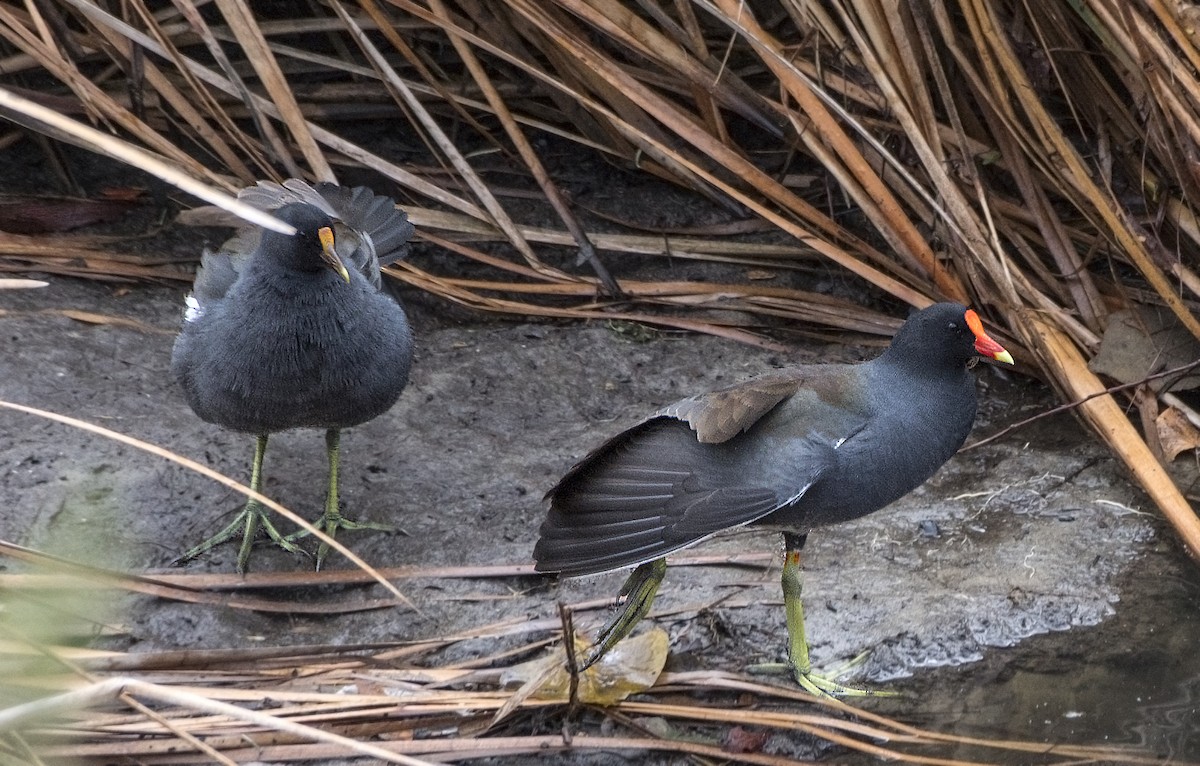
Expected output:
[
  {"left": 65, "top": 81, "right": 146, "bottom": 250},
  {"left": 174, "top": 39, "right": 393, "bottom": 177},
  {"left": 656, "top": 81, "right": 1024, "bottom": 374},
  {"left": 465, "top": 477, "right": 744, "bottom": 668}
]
[{"left": 265, "top": 203, "right": 350, "bottom": 283}]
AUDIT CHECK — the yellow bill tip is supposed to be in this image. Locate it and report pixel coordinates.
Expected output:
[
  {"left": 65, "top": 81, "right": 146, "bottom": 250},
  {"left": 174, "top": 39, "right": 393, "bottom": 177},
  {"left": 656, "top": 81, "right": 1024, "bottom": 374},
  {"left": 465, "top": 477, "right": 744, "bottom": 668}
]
[{"left": 318, "top": 226, "right": 350, "bottom": 283}]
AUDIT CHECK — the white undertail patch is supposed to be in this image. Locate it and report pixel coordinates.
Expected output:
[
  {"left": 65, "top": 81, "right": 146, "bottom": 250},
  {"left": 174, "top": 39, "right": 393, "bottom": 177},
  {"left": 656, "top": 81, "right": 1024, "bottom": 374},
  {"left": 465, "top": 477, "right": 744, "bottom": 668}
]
[{"left": 183, "top": 294, "right": 203, "bottom": 323}]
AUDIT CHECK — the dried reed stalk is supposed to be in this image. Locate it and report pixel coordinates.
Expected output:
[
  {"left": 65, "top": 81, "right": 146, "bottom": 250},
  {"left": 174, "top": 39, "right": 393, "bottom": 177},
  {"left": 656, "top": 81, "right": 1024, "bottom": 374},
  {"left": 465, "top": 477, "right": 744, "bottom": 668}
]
[{"left": 0, "top": 633, "right": 1159, "bottom": 765}]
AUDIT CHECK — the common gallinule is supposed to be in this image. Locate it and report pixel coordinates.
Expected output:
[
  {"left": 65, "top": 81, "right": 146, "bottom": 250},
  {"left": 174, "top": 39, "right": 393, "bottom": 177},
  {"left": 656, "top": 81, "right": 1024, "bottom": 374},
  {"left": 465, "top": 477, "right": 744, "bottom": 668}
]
[
  {"left": 172, "top": 180, "right": 414, "bottom": 572},
  {"left": 534, "top": 302, "right": 1013, "bottom": 696}
]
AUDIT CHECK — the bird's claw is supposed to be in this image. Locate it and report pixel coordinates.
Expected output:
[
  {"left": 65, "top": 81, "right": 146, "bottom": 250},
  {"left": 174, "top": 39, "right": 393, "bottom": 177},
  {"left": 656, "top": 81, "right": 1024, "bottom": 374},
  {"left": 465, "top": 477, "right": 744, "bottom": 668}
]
[
  {"left": 173, "top": 501, "right": 307, "bottom": 573},
  {"left": 579, "top": 558, "right": 667, "bottom": 670},
  {"left": 285, "top": 512, "right": 393, "bottom": 570},
  {"left": 747, "top": 651, "right": 899, "bottom": 698}
]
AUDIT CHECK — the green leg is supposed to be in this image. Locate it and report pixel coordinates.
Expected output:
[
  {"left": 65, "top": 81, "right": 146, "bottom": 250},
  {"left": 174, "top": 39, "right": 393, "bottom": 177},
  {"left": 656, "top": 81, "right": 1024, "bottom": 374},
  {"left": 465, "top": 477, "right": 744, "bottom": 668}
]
[
  {"left": 285, "top": 429, "right": 392, "bottom": 570},
  {"left": 580, "top": 558, "right": 667, "bottom": 670},
  {"left": 772, "top": 532, "right": 892, "bottom": 698},
  {"left": 174, "top": 434, "right": 305, "bottom": 573}
]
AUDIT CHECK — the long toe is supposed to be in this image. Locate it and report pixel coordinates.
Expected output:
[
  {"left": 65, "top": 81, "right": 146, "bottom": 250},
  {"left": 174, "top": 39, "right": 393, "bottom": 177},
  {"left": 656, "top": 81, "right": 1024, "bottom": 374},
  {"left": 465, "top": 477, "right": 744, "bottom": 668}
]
[
  {"left": 252, "top": 511, "right": 310, "bottom": 568},
  {"left": 173, "top": 501, "right": 310, "bottom": 573},
  {"left": 747, "top": 660, "right": 898, "bottom": 698},
  {"left": 306, "top": 511, "right": 394, "bottom": 571},
  {"left": 580, "top": 559, "right": 667, "bottom": 670},
  {"left": 172, "top": 502, "right": 263, "bottom": 568},
  {"left": 795, "top": 668, "right": 899, "bottom": 699}
]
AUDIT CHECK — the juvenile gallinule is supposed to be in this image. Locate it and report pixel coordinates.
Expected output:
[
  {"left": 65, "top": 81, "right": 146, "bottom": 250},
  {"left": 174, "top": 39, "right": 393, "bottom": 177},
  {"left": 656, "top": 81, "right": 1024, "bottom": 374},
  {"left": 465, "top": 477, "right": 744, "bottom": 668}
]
[
  {"left": 172, "top": 180, "right": 414, "bottom": 572},
  {"left": 534, "top": 302, "right": 1013, "bottom": 696}
]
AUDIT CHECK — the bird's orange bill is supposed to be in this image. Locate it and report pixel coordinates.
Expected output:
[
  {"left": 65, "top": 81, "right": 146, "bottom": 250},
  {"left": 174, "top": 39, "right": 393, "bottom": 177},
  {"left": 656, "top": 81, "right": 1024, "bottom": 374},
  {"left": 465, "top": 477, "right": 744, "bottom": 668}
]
[
  {"left": 318, "top": 226, "right": 350, "bottom": 283},
  {"left": 965, "top": 309, "right": 1014, "bottom": 364}
]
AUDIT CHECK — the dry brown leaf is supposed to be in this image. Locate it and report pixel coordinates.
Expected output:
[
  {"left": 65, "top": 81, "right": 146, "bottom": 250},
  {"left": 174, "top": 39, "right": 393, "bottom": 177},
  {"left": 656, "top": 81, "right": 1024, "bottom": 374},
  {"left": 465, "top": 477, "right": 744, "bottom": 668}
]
[
  {"left": 1157, "top": 406, "right": 1200, "bottom": 461},
  {"left": 499, "top": 627, "right": 668, "bottom": 706},
  {"left": 1089, "top": 306, "right": 1200, "bottom": 392}
]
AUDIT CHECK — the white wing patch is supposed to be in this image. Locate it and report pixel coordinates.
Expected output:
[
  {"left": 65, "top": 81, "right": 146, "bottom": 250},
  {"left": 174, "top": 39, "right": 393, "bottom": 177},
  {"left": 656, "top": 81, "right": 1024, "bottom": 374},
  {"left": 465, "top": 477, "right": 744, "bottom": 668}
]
[
  {"left": 780, "top": 477, "right": 819, "bottom": 508},
  {"left": 183, "top": 294, "right": 204, "bottom": 323}
]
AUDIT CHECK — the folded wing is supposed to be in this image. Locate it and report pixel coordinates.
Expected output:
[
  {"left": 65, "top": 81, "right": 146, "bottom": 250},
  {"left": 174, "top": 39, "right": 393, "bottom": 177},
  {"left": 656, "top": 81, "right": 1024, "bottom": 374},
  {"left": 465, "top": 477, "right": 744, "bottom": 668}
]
[{"left": 535, "top": 372, "right": 842, "bottom": 576}]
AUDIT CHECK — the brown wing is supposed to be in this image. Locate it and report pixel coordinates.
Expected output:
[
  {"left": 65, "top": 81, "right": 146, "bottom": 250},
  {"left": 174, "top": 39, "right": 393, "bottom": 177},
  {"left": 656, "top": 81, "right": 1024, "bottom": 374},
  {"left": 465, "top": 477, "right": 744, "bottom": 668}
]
[{"left": 657, "top": 370, "right": 810, "bottom": 443}]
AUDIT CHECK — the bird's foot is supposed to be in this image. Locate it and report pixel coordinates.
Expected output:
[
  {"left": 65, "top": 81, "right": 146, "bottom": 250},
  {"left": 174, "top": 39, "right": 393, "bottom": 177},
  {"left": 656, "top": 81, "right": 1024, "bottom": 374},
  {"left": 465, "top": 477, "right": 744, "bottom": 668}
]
[
  {"left": 579, "top": 559, "right": 667, "bottom": 670},
  {"left": 172, "top": 502, "right": 306, "bottom": 574},
  {"left": 285, "top": 511, "right": 393, "bottom": 571},
  {"left": 747, "top": 651, "right": 898, "bottom": 698}
]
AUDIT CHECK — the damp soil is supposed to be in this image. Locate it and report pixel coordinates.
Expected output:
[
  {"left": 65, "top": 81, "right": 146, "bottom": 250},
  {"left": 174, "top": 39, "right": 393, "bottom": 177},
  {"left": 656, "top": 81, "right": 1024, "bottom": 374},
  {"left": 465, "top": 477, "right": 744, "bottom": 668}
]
[{"left": 1, "top": 152, "right": 1198, "bottom": 762}]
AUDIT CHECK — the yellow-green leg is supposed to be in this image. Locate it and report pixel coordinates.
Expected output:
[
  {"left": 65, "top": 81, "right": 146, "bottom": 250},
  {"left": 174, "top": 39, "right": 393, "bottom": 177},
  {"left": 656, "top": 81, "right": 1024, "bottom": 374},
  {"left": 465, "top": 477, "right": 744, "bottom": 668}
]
[
  {"left": 173, "top": 434, "right": 305, "bottom": 573},
  {"left": 285, "top": 429, "right": 392, "bottom": 570},
  {"left": 772, "top": 532, "right": 892, "bottom": 698},
  {"left": 580, "top": 558, "right": 667, "bottom": 669}
]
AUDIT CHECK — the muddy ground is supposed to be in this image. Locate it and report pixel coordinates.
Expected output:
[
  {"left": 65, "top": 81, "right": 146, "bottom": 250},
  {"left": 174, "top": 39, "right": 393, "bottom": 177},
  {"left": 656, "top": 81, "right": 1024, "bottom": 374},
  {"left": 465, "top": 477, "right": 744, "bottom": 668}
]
[{"left": 1, "top": 156, "right": 1198, "bottom": 762}]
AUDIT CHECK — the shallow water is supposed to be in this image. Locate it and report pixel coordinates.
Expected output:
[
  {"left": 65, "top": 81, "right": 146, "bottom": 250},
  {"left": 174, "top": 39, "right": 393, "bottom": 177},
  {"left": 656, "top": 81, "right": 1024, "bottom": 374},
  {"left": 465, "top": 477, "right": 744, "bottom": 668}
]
[{"left": 893, "top": 536, "right": 1200, "bottom": 762}]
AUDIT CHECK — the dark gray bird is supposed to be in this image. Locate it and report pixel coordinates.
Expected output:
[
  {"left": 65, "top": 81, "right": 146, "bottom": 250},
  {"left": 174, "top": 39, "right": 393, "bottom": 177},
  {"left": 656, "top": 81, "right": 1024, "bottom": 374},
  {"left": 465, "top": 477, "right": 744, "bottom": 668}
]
[
  {"left": 172, "top": 180, "right": 414, "bottom": 572},
  {"left": 534, "top": 302, "right": 1013, "bottom": 696}
]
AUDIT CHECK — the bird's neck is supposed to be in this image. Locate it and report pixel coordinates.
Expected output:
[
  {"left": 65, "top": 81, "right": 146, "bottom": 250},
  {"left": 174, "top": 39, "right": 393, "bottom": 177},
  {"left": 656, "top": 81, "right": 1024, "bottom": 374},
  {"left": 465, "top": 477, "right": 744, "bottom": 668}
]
[
  {"left": 865, "top": 355, "right": 976, "bottom": 446},
  {"left": 875, "top": 345, "right": 968, "bottom": 382},
  {"left": 247, "top": 261, "right": 344, "bottom": 296}
]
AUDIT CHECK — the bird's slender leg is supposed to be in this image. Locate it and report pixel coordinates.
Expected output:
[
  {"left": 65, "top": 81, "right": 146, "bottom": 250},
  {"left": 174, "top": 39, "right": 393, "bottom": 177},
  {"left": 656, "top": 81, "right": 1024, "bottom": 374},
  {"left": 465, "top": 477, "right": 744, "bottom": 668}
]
[
  {"left": 285, "top": 429, "right": 392, "bottom": 570},
  {"left": 173, "top": 434, "right": 305, "bottom": 573},
  {"left": 580, "top": 558, "right": 667, "bottom": 670},
  {"left": 762, "top": 532, "right": 893, "bottom": 697}
]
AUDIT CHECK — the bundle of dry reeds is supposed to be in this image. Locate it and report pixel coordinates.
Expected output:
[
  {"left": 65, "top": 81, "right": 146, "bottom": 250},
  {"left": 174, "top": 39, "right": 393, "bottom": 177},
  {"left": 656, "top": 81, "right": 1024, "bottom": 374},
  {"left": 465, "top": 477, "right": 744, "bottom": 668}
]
[
  {"left": 1, "top": 1, "right": 1199, "bottom": 757},
  {"left": 0, "top": 541, "right": 1166, "bottom": 765}
]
